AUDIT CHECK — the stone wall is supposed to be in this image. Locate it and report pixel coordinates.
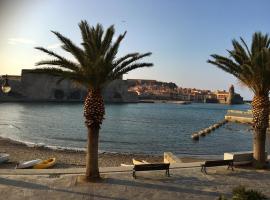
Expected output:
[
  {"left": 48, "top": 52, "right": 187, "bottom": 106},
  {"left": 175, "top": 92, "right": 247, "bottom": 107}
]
[{"left": 0, "top": 70, "right": 138, "bottom": 103}]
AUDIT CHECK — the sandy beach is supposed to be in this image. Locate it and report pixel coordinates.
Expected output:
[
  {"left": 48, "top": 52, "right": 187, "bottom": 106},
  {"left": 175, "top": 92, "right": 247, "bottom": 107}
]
[
  {"left": 0, "top": 137, "right": 202, "bottom": 169},
  {"left": 0, "top": 137, "right": 163, "bottom": 169}
]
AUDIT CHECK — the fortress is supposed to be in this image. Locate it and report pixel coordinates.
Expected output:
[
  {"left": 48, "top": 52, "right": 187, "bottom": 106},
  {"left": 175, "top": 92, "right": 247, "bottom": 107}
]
[
  {"left": 0, "top": 70, "right": 244, "bottom": 104},
  {"left": 0, "top": 70, "right": 138, "bottom": 103}
]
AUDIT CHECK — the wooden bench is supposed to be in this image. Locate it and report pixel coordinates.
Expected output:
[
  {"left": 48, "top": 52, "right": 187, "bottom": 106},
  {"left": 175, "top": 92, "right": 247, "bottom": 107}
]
[
  {"left": 201, "top": 159, "right": 234, "bottom": 174},
  {"left": 132, "top": 163, "right": 170, "bottom": 179}
]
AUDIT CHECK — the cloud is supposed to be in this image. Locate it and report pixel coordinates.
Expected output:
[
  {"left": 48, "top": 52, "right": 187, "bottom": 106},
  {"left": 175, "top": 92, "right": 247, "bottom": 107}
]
[
  {"left": 47, "top": 43, "right": 62, "bottom": 49},
  {"left": 8, "top": 38, "right": 36, "bottom": 45}
]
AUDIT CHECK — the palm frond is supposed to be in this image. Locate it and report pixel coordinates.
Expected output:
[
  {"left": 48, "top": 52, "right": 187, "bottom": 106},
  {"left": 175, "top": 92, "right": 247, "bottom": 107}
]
[
  {"left": 105, "top": 31, "right": 126, "bottom": 63},
  {"left": 208, "top": 32, "right": 270, "bottom": 95},
  {"left": 113, "top": 52, "right": 152, "bottom": 73},
  {"left": 35, "top": 59, "right": 80, "bottom": 72},
  {"left": 111, "top": 62, "right": 153, "bottom": 80},
  {"left": 35, "top": 20, "right": 153, "bottom": 90},
  {"left": 51, "top": 31, "right": 86, "bottom": 66},
  {"left": 240, "top": 37, "right": 251, "bottom": 58}
]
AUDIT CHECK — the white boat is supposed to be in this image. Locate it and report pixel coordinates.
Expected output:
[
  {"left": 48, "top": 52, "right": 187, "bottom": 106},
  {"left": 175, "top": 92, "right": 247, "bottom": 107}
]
[
  {"left": 0, "top": 153, "right": 9, "bottom": 163},
  {"left": 16, "top": 159, "right": 42, "bottom": 169},
  {"left": 132, "top": 158, "right": 150, "bottom": 165},
  {"left": 120, "top": 164, "right": 134, "bottom": 167}
]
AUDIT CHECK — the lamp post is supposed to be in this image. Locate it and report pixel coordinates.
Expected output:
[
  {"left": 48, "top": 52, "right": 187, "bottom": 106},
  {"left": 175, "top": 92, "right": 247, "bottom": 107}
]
[{"left": 1, "top": 75, "right": 11, "bottom": 94}]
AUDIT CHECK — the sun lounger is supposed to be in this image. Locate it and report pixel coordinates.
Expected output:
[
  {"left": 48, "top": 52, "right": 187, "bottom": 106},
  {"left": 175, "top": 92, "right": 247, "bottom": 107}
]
[{"left": 201, "top": 159, "right": 234, "bottom": 174}]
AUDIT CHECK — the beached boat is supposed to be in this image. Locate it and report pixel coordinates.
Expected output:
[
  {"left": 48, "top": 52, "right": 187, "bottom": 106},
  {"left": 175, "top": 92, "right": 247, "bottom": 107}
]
[
  {"left": 132, "top": 158, "right": 149, "bottom": 165},
  {"left": 0, "top": 153, "right": 9, "bottom": 163},
  {"left": 120, "top": 163, "right": 134, "bottom": 167},
  {"left": 33, "top": 158, "right": 56, "bottom": 169},
  {"left": 16, "top": 159, "right": 42, "bottom": 169}
]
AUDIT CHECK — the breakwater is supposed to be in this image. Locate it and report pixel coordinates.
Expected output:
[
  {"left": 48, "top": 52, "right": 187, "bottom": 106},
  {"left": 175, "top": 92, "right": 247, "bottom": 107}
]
[
  {"left": 225, "top": 110, "right": 253, "bottom": 124},
  {"left": 191, "top": 119, "right": 228, "bottom": 141}
]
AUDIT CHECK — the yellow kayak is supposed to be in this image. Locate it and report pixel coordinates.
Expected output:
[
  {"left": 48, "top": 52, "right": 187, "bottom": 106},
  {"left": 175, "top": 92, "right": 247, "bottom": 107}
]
[{"left": 33, "top": 158, "right": 56, "bottom": 169}]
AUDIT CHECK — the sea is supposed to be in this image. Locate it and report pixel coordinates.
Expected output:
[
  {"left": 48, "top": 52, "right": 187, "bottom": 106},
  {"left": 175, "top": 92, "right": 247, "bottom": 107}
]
[{"left": 0, "top": 102, "right": 253, "bottom": 156}]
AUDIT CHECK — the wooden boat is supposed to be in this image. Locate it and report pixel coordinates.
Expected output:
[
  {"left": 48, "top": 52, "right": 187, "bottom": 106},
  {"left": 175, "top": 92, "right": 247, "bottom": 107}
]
[
  {"left": 132, "top": 158, "right": 149, "bottom": 165},
  {"left": 16, "top": 159, "right": 42, "bottom": 169},
  {"left": 33, "top": 158, "right": 56, "bottom": 169},
  {"left": 0, "top": 153, "right": 9, "bottom": 163}
]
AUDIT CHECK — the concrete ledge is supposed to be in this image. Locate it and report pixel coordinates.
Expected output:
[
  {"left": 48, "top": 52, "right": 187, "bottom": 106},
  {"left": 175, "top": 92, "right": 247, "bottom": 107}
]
[
  {"left": 164, "top": 152, "right": 182, "bottom": 163},
  {"left": 224, "top": 151, "right": 268, "bottom": 165},
  {"left": 0, "top": 166, "right": 133, "bottom": 175},
  {"left": 0, "top": 162, "right": 205, "bottom": 175},
  {"left": 225, "top": 116, "right": 253, "bottom": 124},
  {"left": 227, "top": 110, "right": 252, "bottom": 115}
]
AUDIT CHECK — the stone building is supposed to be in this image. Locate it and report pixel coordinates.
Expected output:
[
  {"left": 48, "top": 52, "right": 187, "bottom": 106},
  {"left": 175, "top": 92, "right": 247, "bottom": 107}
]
[
  {"left": 0, "top": 69, "right": 138, "bottom": 103},
  {"left": 215, "top": 85, "right": 243, "bottom": 104}
]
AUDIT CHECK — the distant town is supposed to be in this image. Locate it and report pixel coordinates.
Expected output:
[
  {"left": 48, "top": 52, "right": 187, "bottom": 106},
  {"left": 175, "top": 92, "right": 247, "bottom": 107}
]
[
  {"left": 126, "top": 79, "right": 244, "bottom": 104},
  {"left": 0, "top": 70, "right": 243, "bottom": 104}
]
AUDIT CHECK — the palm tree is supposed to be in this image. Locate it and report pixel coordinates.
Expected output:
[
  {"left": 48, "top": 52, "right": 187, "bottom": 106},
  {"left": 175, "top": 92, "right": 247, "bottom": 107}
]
[
  {"left": 208, "top": 32, "right": 270, "bottom": 168},
  {"left": 34, "top": 20, "right": 153, "bottom": 179}
]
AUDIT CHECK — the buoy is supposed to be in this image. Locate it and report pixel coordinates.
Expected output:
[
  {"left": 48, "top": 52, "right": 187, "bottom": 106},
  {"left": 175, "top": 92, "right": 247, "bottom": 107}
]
[
  {"left": 205, "top": 128, "right": 211, "bottom": 133},
  {"left": 213, "top": 124, "right": 219, "bottom": 128},
  {"left": 191, "top": 133, "right": 199, "bottom": 140},
  {"left": 198, "top": 131, "right": 206, "bottom": 136}
]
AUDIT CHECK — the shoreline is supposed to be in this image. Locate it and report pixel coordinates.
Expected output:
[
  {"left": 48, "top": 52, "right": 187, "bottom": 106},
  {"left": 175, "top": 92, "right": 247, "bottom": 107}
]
[{"left": 0, "top": 136, "right": 203, "bottom": 169}]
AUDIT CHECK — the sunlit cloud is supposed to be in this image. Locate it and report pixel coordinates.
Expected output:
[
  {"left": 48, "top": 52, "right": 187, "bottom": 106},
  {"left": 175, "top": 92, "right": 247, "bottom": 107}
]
[
  {"left": 8, "top": 38, "right": 36, "bottom": 45},
  {"left": 47, "top": 43, "right": 62, "bottom": 49}
]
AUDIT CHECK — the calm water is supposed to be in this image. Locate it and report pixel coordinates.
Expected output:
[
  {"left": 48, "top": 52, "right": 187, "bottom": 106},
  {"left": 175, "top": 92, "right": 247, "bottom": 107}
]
[{"left": 0, "top": 102, "right": 252, "bottom": 156}]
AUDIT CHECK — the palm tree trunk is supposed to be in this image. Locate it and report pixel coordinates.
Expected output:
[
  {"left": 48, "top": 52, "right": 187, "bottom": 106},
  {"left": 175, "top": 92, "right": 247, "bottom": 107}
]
[
  {"left": 86, "top": 125, "right": 100, "bottom": 179},
  {"left": 84, "top": 89, "right": 105, "bottom": 180},
  {"left": 253, "top": 128, "right": 266, "bottom": 166},
  {"left": 252, "top": 95, "right": 269, "bottom": 168}
]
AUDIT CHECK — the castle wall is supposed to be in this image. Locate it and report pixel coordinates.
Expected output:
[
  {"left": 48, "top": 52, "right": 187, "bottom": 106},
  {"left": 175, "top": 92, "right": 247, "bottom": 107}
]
[{"left": 0, "top": 70, "right": 138, "bottom": 103}]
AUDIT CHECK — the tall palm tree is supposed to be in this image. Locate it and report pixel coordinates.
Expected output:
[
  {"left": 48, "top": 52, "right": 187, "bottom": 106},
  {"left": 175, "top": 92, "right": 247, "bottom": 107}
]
[
  {"left": 34, "top": 20, "right": 153, "bottom": 179},
  {"left": 208, "top": 32, "right": 270, "bottom": 168}
]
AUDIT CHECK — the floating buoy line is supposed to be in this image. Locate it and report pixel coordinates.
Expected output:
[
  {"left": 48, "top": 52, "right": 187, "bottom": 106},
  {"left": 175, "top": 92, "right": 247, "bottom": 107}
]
[{"left": 191, "top": 119, "right": 228, "bottom": 141}]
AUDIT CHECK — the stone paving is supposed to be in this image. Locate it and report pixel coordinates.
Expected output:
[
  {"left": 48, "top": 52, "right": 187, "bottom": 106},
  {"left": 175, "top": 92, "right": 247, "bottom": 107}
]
[{"left": 0, "top": 166, "right": 269, "bottom": 200}]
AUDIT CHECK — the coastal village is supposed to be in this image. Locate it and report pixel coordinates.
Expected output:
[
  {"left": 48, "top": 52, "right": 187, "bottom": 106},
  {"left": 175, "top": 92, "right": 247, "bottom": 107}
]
[
  {"left": 1, "top": 1, "right": 270, "bottom": 200},
  {"left": 127, "top": 79, "right": 244, "bottom": 104},
  {"left": 0, "top": 70, "right": 243, "bottom": 105}
]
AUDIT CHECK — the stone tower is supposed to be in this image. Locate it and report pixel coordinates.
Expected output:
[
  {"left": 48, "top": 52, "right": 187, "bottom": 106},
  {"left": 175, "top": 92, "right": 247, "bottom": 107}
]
[{"left": 227, "top": 85, "right": 235, "bottom": 104}]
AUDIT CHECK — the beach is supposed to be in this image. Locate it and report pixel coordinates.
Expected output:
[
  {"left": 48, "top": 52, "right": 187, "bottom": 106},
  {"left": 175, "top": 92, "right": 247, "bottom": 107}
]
[
  {"left": 0, "top": 137, "right": 203, "bottom": 169},
  {"left": 0, "top": 137, "right": 165, "bottom": 169}
]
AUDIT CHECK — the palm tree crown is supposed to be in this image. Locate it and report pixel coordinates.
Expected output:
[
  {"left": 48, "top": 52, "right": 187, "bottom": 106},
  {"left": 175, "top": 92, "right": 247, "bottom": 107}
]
[
  {"left": 208, "top": 32, "right": 270, "bottom": 96},
  {"left": 35, "top": 20, "right": 153, "bottom": 90}
]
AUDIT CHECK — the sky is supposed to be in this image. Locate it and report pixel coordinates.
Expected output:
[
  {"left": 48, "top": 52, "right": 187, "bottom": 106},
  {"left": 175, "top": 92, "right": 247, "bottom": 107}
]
[{"left": 0, "top": 0, "right": 270, "bottom": 100}]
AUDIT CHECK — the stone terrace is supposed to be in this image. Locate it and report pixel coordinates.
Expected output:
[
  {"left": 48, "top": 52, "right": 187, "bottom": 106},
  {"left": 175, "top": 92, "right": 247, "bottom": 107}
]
[{"left": 0, "top": 166, "right": 269, "bottom": 200}]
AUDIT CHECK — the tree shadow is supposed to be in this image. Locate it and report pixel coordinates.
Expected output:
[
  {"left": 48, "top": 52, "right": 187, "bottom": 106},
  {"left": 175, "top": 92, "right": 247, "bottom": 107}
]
[
  {"left": 103, "top": 176, "right": 227, "bottom": 197},
  {"left": 0, "top": 177, "right": 125, "bottom": 200}
]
